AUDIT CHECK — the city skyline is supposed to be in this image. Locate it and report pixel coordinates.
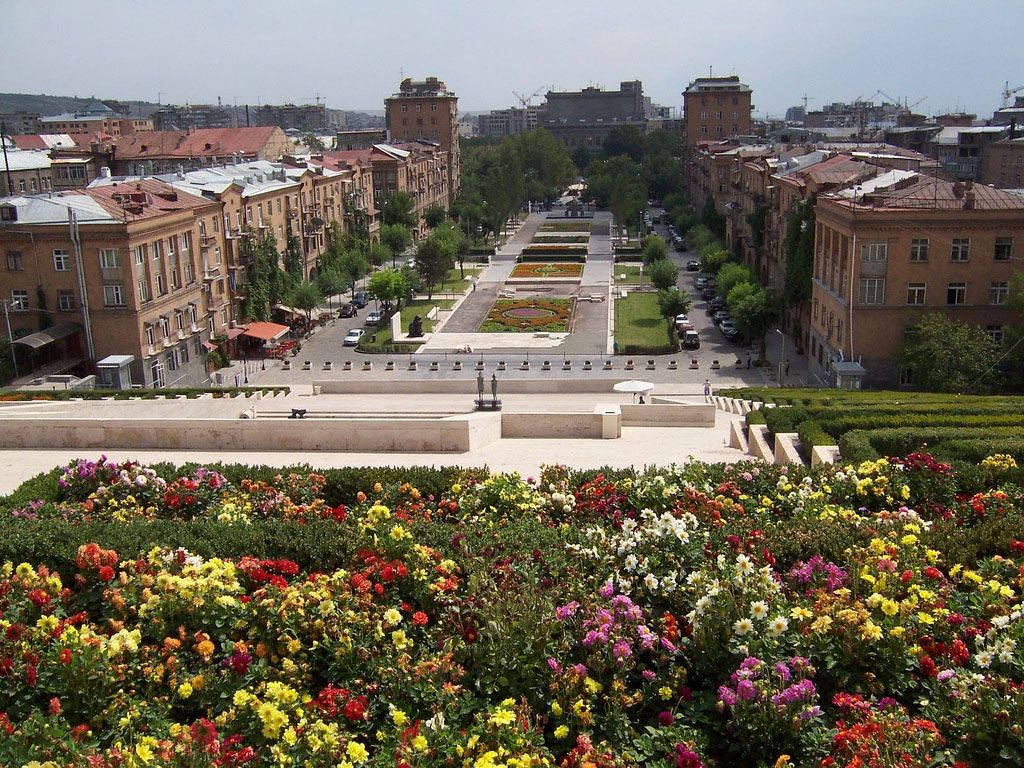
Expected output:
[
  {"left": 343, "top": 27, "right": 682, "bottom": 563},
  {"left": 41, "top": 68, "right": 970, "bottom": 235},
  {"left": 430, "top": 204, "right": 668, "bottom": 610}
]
[{"left": 1, "top": 0, "right": 1021, "bottom": 118}]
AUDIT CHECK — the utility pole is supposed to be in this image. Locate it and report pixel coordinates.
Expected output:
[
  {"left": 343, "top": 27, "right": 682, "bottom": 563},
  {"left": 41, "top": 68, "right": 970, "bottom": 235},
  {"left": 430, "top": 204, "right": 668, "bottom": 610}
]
[
  {"left": 1, "top": 121, "right": 14, "bottom": 196},
  {"left": 68, "top": 209, "right": 96, "bottom": 360},
  {"left": 2, "top": 299, "right": 18, "bottom": 380}
]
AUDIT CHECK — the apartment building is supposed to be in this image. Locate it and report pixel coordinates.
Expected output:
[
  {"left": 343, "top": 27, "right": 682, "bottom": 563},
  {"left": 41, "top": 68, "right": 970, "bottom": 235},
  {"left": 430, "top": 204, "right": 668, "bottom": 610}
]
[
  {"left": 112, "top": 127, "right": 293, "bottom": 176},
  {"left": 1, "top": 150, "right": 53, "bottom": 196},
  {"left": 478, "top": 106, "right": 541, "bottom": 137},
  {"left": 39, "top": 101, "right": 153, "bottom": 136},
  {"left": 152, "top": 104, "right": 236, "bottom": 131},
  {"left": 0, "top": 180, "right": 228, "bottom": 387},
  {"left": 980, "top": 137, "right": 1024, "bottom": 189},
  {"left": 808, "top": 174, "right": 1024, "bottom": 386},
  {"left": 385, "top": 77, "right": 460, "bottom": 202},
  {"left": 682, "top": 76, "right": 753, "bottom": 148},
  {"left": 929, "top": 126, "right": 1009, "bottom": 181}
]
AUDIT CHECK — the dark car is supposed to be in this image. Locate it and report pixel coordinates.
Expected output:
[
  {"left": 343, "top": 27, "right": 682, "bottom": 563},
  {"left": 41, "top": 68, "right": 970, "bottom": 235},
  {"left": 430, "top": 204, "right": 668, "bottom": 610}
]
[
  {"left": 712, "top": 310, "right": 731, "bottom": 326},
  {"left": 710, "top": 296, "right": 727, "bottom": 311},
  {"left": 338, "top": 303, "right": 358, "bottom": 318},
  {"left": 686, "top": 260, "right": 701, "bottom": 271},
  {"left": 701, "top": 287, "right": 717, "bottom": 301},
  {"left": 681, "top": 330, "right": 700, "bottom": 350},
  {"left": 352, "top": 291, "right": 369, "bottom": 308}
]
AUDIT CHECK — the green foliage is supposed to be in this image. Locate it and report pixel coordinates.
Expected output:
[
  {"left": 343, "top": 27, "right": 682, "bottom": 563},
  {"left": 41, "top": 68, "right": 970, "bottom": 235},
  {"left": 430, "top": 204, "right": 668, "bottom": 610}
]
[
  {"left": 414, "top": 235, "right": 455, "bottom": 299},
  {"left": 641, "top": 234, "right": 670, "bottom": 265},
  {"left": 726, "top": 281, "right": 757, "bottom": 316},
  {"left": 900, "top": 314, "right": 1003, "bottom": 393},
  {"left": 337, "top": 249, "right": 369, "bottom": 296},
  {"left": 240, "top": 234, "right": 289, "bottom": 321},
  {"left": 300, "top": 133, "right": 325, "bottom": 152},
  {"left": 379, "top": 191, "right": 417, "bottom": 228},
  {"left": 367, "top": 268, "right": 408, "bottom": 312},
  {"left": 701, "top": 194, "right": 725, "bottom": 238},
  {"left": 656, "top": 287, "right": 690, "bottom": 320},
  {"left": 717, "top": 262, "right": 755, "bottom": 298},
  {"left": 283, "top": 234, "right": 304, "bottom": 281},
  {"left": 285, "top": 279, "right": 322, "bottom": 320},
  {"left": 586, "top": 155, "right": 646, "bottom": 233},
  {"left": 731, "top": 286, "right": 780, "bottom": 353},
  {"left": 647, "top": 258, "right": 679, "bottom": 291},
  {"left": 745, "top": 197, "right": 769, "bottom": 260},
  {"left": 423, "top": 203, "right": 447, "bottom": 228},
  {"left": 380, "top": 223, "right": 412, "bottom": 261},
  {"left": 783, "top": 198, "right": 816, "bottom": 307}
]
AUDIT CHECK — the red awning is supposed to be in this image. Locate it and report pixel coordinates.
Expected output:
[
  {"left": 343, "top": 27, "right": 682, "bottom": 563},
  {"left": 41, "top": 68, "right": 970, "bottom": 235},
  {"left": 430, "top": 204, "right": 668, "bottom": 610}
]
[
  {"left": 202, "top": 340, "right": 217, "bottom": 351},
  {"left": 224, "top": 327, "right": 245, "bottom": 339},
  {"left": 241, "top": 322, "right": 290, "bottom": 341}
]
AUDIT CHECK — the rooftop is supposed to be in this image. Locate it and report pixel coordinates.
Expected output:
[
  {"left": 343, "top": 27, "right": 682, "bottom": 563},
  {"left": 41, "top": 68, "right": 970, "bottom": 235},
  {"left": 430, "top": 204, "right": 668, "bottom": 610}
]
[
  {"left": 1, "top": 149, "right": 51, "bottom": 171},
  {"left": 685, "top": 75, "right": 751, "bottom": 93},
  {"left": 115, "top": 127, "right": 285, "bottom": 160},
  {"left": 831, "top": 174, "right": 1024, "bottom": 211}
]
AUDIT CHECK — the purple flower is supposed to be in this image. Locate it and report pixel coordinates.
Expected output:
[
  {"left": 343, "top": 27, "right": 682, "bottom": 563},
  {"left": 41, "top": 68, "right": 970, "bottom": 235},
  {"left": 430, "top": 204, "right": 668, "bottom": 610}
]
[
  {"left": 774, "top": 662, "right": 792, "bottom": 683},
  {"left": 658, "top": 710, "right": 674, "bottom": 726},
  {"left": 547, "top": 658, "right": 560, "bottom": 671},
  {"left": 599, "top": 580, "right": 614, "bottom": 598},
  {"left": 718, "top": 685, "right": 737, "bottom": 708},
  {"left": 736, "top": 679, "right": 757, "bottom": 702},
  {"left": 937, "top": 669, "right": 956, "bottom": 682},
  {"left": 612, "top": 640, "right": 632, "bottom": 660},
  {"left": 642, "top": 669, "right": 657, "bottom": 681}
]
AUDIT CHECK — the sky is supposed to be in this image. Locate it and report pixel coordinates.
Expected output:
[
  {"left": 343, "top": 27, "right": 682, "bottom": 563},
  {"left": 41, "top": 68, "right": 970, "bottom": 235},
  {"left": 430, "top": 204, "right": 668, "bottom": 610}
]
[{"left": 2, "top": 0, "right": 1022, "bottom": 119}]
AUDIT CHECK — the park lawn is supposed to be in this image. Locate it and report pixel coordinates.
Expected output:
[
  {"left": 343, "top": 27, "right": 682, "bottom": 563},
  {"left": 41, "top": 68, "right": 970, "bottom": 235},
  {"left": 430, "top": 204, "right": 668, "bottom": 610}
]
[
  {"left": 613, "top": 264, "right": 645, "bottom": 285},
  {"left": 614, "top": 292, "right": 672, "bottom": 352},
  {"left": 356, "top": 298, "right": 454, "bottom": 352},
  {"left": 442, "top": 267, "right": 481, "bottom": 295}
]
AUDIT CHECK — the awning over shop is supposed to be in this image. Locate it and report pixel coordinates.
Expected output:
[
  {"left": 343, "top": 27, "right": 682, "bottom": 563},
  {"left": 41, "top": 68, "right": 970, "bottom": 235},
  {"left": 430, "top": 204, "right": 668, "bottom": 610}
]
[
  {"left": 224, "top": 327, "right": 245, "bottom": 340},
  {"left": 241, "top": 322, "right": 290, "bottom": 342},
  {"left": 274, "top": 304, "right": 305, "bottom": 318},
  {"left": 12, "top": 322, "right": 81, "bottom": 350}
]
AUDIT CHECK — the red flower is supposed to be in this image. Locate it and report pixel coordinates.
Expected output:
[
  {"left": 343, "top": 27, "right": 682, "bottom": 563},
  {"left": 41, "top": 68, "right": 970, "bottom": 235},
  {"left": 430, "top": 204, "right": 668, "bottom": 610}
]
[
  {"left": 412, "top": 611, "right": 429, "bottom": 626},
  {"left": 658, "top": 710, "right": 674, "bottom": 726},
  {"left": 98, "top": 565, "right": 115, "bottom": 581},
  {"left": 48, "top": 697, "right": 62, "bottom": 716},
  {"left": 60, "top": 648, "right": 72, "bottom": 665},
  {"left": 923, "top": 566, "right": 943, "bottom": 581}
]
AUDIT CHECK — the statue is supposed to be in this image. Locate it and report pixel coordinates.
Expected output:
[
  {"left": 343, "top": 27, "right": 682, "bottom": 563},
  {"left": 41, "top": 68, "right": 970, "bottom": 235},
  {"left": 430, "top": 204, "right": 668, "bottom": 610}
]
[
  {"left": 477, "top": 371, "right": 485, "bottom": 403},
  {"left": 490, "top": 374, "right": 498, "bottom": 406},
  {"left": 408, "top": 314, "right": 424, "bottom": 338}
]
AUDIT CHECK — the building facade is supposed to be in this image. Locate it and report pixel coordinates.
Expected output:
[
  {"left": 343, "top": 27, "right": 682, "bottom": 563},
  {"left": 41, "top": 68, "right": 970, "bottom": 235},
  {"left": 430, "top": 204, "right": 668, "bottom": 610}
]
[
  {"left": 980, "top": 137, "right": 1024, "bottom": 189},
  {"left": 477, "top": 106, "right": 540, "bottom": 137},
  {"left": 151, "top": 104, "right": 237, "bottom": 131},
  {"left": 682, "top": 76, "right": 752, "bottom": 148},
  {"left": 539, "top": 81, "right": 649, "bottom": 150},
  {"left": 385, "top": 77, "right": 460, "bottom": 202},
  {"left": 111, "top": 127, "right": 293, "bottom": 176},
  {"left": 335, "top": 129, "right": 388, "bottom": 151},
  {"left": 1, "top": 150, "right": 53, "bottom": 196},
  {"left": 929, "top": 126, "right": 1009, "bottom": 181},
  {"left": 40, "top": 101, "right": 153, "bottom": 136},
  {"left": 255, "top": 104, "right": 338, "bottom": 132},
  {"left": 0, "top": 112, "right": 43, "bottom": 135},
  {"left": 808, "top": 176, "right": 1024, "bottom": 386}
]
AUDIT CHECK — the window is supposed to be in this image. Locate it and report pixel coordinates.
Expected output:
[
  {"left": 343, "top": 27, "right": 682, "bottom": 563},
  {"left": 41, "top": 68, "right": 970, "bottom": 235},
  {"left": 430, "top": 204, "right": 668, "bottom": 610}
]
[
  {"left": 990, "top": 281, "right": 1009, "bottom": 305},
  {"left": 946, "top": 282, "right": 967, "bottom": 305},
  {"left": 57, "top": 290, "right": 74, "bottom": 311},
  {"left": 52, "top": 250, "right": 70, "bottom": 271},
  {"left": 150, "top": 360, "right": 165, "bottom": 388},
  {"left": 152, "top": 241, "right": 162, "bottom": 262},
  {"left": 145, "top": 325, "right": 155, "bottom": 347},
  {"left": 171, "top": 270, "right": 180, "bottom": 290},
  {"left": 181, "top": 232, "right": 191, "bottom": 254},
  {"left": 18, "top": 180, "right": 25, "bottom": 192},
  {"left": 860, "top": 242, "right": 887, "bottom": 262},
  {"left": 100, "top": 248, "right": 119, "bottom": 268},
  {"left": 166, "top": 349, "right": 179, "bottom": 372},
  {"left": 10, "top": 290, "right": 28, "bottom": 311},
  {"left": 156, "top": 273, "right": 166, "bottom": 295},
  {"left": 858, "top": 277, "right": 885, "bottom": 305},
  {"left": 5, "top": 252, "right": 22, "bottom": 271},
  {"left": 184, "top": 261, "right": 195, "bottom": 284},
  {"left": 987, "top": 325, "right": 1005, "bottom": 344},
  {"left": 950, "top": 238, "right": 970, "bottom": 262},
  {"left": 103, "top": 284, "right": 125, "bottom": 306},
  {"left": 188, "top": 304, "right": 198, "bottom": 325},
  {"left": 159, "top": 316, "right": 170, "bottom": 337},
  {"left": 994, "top": 236, "right": 1013, "bottom": 262},
  {"left": 167, "top": 236, "right": 176, "bottom": 262},
  {"left": 137, "top": 279, "right": 150, "bottom": 303},
  {"left": 179, "top": 343, "right": 189, "bottom": 365},
  {"left": 910, "top": 238, "right": 928, "bottom": 262},
  {"left": 133, "top": 245, "right": 145, "bottom": 265},
  {"left": 29, "top": 178, "right": 36, "bottom": 192},
  {"left": 906, "top": 283, "right": 926, "bottom": 305}
]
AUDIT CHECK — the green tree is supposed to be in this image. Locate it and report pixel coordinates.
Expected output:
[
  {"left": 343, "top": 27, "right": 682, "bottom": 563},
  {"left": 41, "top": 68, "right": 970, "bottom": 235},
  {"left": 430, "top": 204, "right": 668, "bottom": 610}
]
[
  {"left": 379, "top": 224, "right": 412, "bottom": 266},
  {"left": 700, "top": 245, "right": 731, "bottom": 274},
  {"left": 899, "top": 314, "right": 1003, "bottom": 393},
  {"left": 647, "top": 258, "right": 679, "bottom": 291},
  {"left": 642, "top": 234, "right": 669, "bottom": 264},
  {"left": 602, "top": 125, "right": 646, "bottom": 162},
  {"left": 367, "top": 241, "right": 390, "bottom": 268},
  {"left": 338, "top": 250, "right": 369, "bottom": 299},
  {"left": 423, "top": 204, "right": 447, "bottom": 228},
  {"left": 782, "top": 198, "right": 816, "bottom": 308},
  {"left": 415, "top": 236, "right": 454, "bottom": 300},
  {"left": 301, "top": 134, "right": 326, "bottom": 152},
  {"left": 571, "top": 145, "right": 591, "bottom": 173},
  {"left": 725, "top": 281, "right": 757, "bottom": 316},
  {"left": 380, "top": 191, "right": 416, "bottom": 228},
  {"left": 701, "top": 195, "right": 726, "bottom": 238},
  {"left": 717, "top": 263, "right": 755, "bottom": 298},
  {"left": 657, "top": 288, "right": 691, "bottom": 326},
  {"left": 316, "top": 267, "right": 345, "bottom": 309},
  {"left": 283, "top": 235, "right": 304, "bottom": 282},
  {"left": 368, "top": 269, "right": 407, "bottom": 314},
  {"left": 732, "top": 287, "right": 780, "bottom": 358},
  {"left": 287, "top": 279, "right": 322, "bottom": 325},
  {"left": 1002, "top": 273, "right": 1024, "bottom": 390}
]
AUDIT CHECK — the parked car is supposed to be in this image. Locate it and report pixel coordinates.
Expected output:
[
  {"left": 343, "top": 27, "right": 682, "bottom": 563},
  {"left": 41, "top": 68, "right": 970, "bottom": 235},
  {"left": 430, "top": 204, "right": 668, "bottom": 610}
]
[
  {"left": 721, "top": 324, "right": 741, "bottom": 342},
  {"left": 405, "top": 258, "right": 416, "bottom": 269},
  {"left": 366, "top": 310, "right": 384, "bottom": 326},
  {"left": 674, "top": 314, "right": 694, "bottom": 332},
  {"left": 343, "top": 328, "right": 364, "bottom": 346},
  {"left": 701, "top": 287, "right": 717, "bottom": 301},
  {"left": 352, "top": 291, "right": 369, "bottom": 308},
  {"left": 681, "top": 330, "right": 700, "bottom": 350},
  {"left": 712, "top": 310, "right": 731, "bottom": 326},
  {"left": 338, "top": 303, "right": 358, "bottom": 318},
  {"left": 710, "top": 296, "right": 727, "bottom": 311},
  {"left": 695, "top": 276, "right": 713, "bottom": 289},
  {"left": 674, "top": 240, "right": 687, "bottom": 252},
  {"left": 686, "top": 260, "right": 701, "bottom": 271}
]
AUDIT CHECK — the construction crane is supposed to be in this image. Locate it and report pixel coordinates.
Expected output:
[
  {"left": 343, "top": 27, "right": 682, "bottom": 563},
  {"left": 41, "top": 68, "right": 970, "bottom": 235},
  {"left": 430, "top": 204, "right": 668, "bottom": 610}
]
[
  {"left": 303, "top": 93, "right": 324, "bottom": 106},
  {"left": 1004, "top": 81, "right": 1024, "bottom": 106},
  {"left": 908, "top": 96, "right": 927, "bottom": 111},
  {"left": 513, "top": 88, "right": 545, "bottom": 108}
]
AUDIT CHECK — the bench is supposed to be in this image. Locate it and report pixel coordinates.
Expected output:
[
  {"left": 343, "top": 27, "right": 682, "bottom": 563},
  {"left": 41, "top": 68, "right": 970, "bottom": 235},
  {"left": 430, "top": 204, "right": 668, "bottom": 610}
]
[
  {"left": 289, "top": 409, "right": 307, "bottom": 419},
  {"left": 302, "top": 360, "right": 311, "bottom": 371},
  {"left": 323, "top": 361, "right": 332, "bottom": 370},
  {"left": 690, "top": 359, "right": 699, "bottom": 369}
]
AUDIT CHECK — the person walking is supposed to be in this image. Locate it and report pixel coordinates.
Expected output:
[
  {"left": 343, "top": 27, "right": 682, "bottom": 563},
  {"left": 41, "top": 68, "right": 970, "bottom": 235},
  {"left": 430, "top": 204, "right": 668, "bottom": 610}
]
[{"left": 703, "top": 379, "right": 712, "bottom": 401}]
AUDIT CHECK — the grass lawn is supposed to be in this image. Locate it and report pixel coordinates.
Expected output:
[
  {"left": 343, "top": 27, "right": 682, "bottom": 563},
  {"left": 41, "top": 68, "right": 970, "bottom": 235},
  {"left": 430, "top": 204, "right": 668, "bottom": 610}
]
[
  {"left": 357, "top": 298, "right": 455, "bottom": 352},
  {"left": 614, "top": 292, "right": 673, "bottom": 352},
  {"left": 539, "top": 221, "right": 592, "bottom": 232},
  {"left": 613, "top": 264, "right": 645, "bottom": 285},
  {"left": 438, "top": 267, "right": 481, "bottom": 295},
  {"left": 510, "top": 262, "right": 583, "bottom": 279}
]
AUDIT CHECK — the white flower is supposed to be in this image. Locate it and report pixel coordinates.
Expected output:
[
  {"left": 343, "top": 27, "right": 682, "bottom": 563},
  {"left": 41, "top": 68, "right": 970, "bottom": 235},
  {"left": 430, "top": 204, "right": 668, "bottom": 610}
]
[
  {"left": 733, "top": 618, "right": 754, "bottom": 635},
  {"left": 975, "top": 651, "right": 993, "bottom": 668},
  {"left": 624, "top": 554, "right": 638, "bottom": 571},
  {"left": 735, "top": 554, "right": 753, "bottom": 577},
  {"left": 644, "top": 573, "right": 659, "bottom": 590},
  {"left": 750, "top": 601, "right": 769, "bottom": 621},
  {"left": 768, "top": 617, "right": 789, "bottom": 636}
]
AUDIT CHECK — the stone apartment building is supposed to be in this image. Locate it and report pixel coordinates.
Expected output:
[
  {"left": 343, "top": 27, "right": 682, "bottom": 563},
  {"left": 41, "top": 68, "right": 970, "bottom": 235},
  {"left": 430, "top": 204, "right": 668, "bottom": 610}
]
[
  {"left": 385, "top": 77, "right": 460, "bottom": 203},
  {"left": 808, "top": 175, "right": 1024, "bottom": 386},
  {"left": 980, "top": 137, "right": 1024, "bottom": 189},
  {"left": 0, "top": 180, "right": 229, "bottom": 387},
  {"left": 539, "top": 81, "right": 650, "bottom": 151},
  {"left": 39, "top": 101, "right": 153, "bottom": 136},
  {"left": 151, "top": 104, "right": 237, "bottom": 131},
  {"left": 682, "top": 76, "right": 753, "bottom": 148},
  {"left": 477, "top": 106, "right": 540, "bottom": 137},
  {"left": 0, "top": 112, "right": 43, "bottom": 134},
  {"left": 111, "top": 127, "right": 293, "bottom": 176},
  {"left": 1, "top": 150, "right": 54, "bottom": 196},
  {"left": 928, "top": 125, "right": 1009, "bottom": 181}
]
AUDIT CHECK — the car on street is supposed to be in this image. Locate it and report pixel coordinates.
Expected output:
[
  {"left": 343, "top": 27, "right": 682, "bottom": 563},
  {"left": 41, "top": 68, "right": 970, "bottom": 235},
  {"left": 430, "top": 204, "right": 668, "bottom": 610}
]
[
  {"left": 712, "top": 310, "right": 731, "bottom": 326},
  {"left": 338, "top": 303, "right": 358, "bottom": 318},
  {"left": 343, "top": 328, "right": 364, "bottom": 346},
  {"left": 674, "top": 314, "right": 694, "bottom": 332},
  {"left": 686, "top": 260, "right": 700, "bottom": 271},
  {"left": 700, "top": 286, "right": 717, "bottom": 301},
  {"left": 710, "top": 296, "right": 727, "bottom": 311},
  {"left": 406, "top": 258, "right": 416, "bottom": 269},
  {"left": 720, "top": 323, "right": 741, "bottom": 342},
  {"left": 695, "top": 276, "right": 714, "bottom": 289},
  {"left": 681, "top": 330, "right": 700, "bottom": 350},
  {"left": 366, "top": 310, "right": 384, "bottom": 325},
  {"left": 352, "top": 291, "right": 369, "bottom": 308}
]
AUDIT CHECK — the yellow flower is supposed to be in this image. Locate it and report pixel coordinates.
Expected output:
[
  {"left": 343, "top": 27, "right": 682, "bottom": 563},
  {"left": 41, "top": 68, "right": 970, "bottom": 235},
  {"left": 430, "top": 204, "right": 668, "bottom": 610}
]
[
  {"left": 177, "top": 681, "right": 193, "bottom": 698},
  {"left": 391, "top": 707, "right": 408, "bottom": 727},
  {"left": 412, "top": 734, "right": 428, "bottom": 751},
  {"left": 391, "top": 630, "right": 411, "bottom": 650},
  {"left": 554, "top": 725, "right": 569, "bottom": 739},
  {"left": 282, "top": 727, "right": 297, "bottom": 746},
  {"left": 890, "top": 626, "right": 906, "bottom": 638},
  {"left": 880, "top": 599, "right": 899, "bottom": 617},
  {"left": 584, "top": 677, "right": 602, "bottom": 695},
  {"left": 861, "top": 621, "right": 882, "bottom": 642},
  {"left": 384, "top": 608, "right": 402, "bottom": 625},
  {"left": 791, "top": 607, "right": 812, "bottom": 620},
  {"left": 488, "top": 707, "right": 516, "bottom": 727},
  {"left": 347, "top": 740, "right": 369, "bottom": 763}
]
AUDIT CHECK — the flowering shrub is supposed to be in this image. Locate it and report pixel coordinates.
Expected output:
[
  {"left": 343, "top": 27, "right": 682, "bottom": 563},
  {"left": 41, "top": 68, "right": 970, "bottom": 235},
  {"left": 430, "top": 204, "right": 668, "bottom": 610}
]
[{"left": 0, "top": 452, "right": 1022, "bottom": 766}]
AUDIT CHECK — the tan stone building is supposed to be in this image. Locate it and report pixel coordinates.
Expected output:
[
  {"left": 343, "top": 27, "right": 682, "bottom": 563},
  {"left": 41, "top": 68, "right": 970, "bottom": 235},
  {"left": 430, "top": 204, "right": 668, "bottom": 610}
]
[
  {"left": 682, "top": 76, "right": 752, "bottom": 149},
  {"left": 39, "top": 101, "right": 152, "bottom": 137},
  {"left": 385, "top": 77, "right": 460, "bottom": 202},
  {"left": 1, "top": 150, "right": 53, "bottom": 196},
  {"left": 808, "top": 174, "right": 1024, "bottom": 386},
  {"left": 980, "top": 137, "right": 1024, "bottom": 189},
  {"left": 1, "top": 180, "right": 229, "bottom": 387},
  {"left": 112, "top": 127, "right": 293, "bottom": 176}
]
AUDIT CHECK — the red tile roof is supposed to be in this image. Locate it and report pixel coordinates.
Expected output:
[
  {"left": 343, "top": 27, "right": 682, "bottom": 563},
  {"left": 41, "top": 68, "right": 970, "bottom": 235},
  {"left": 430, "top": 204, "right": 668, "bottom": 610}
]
[
  {"left": 75, "top": 179, "right": 215, "bottom": 220},
  {"left": 114, "top": 127, "right": 284, "bottom": 160},
  {"left": 837, "top": 177, "right": 1024, "bottom": 211},
  {"left": 10, "top": 134, "right": 48, "bottom": 150}
]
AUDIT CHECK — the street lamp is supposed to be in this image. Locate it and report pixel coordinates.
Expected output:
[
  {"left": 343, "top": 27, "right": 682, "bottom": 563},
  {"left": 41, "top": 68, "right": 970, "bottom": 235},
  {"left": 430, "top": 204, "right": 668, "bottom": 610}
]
[{"left": 773, "top": 328, "right": 786, "bottom": 387}]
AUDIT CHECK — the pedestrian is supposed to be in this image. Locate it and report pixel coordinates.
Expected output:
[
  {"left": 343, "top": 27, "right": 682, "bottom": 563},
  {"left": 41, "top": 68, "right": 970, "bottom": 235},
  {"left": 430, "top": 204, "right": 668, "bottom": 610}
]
[
  {"left": 746, "top": 354, "right": 751, "bottom": 369},
  {"left": 703, "top": 379, "right": 711, "bottom": 401},
  {"left": 784, "top": 359, "right": 790, "bottom": 376},
  {"left": 638, "top": 394, "right": 646, "bottom": 405}
]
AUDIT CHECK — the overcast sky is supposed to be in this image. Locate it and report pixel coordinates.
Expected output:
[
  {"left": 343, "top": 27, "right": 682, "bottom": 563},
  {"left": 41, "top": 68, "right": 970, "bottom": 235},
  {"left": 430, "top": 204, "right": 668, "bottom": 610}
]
[{"left": 2, "top": 0, "right": 1021, "bottom": 118}]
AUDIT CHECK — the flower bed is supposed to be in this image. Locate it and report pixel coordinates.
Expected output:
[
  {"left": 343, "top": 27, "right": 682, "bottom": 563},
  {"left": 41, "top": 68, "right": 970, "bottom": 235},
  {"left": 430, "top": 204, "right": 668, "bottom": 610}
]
[
  {"left": 479, "top": 298, "right": 573, "bottom": 332},
  {"left": 522, "top": 244, "right": 588, "bottom": 256},
  {"left": 2, "top": 455, "right": 1024, "bottom": 766},
  {"left": 532, "top": 234, "right": 590, "bottom": 244},
  {"left": 540, "top": 221, "right": 592, "bottom": 232},
  {"left": 510, "top": 262, "right": 584, "bottom": 279}
]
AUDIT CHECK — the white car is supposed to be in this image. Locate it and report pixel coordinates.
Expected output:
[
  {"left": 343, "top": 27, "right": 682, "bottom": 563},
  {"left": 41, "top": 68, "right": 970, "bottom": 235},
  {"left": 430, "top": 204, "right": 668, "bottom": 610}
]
[
  {"left": 674, "top": 314, "right": 693, "bottom": 331},
  {"left": 366, "top": 310, "right": 384, "bottom": 325},
  {"left": 343, "top": 328, "right": 364, "bottom": 346}
]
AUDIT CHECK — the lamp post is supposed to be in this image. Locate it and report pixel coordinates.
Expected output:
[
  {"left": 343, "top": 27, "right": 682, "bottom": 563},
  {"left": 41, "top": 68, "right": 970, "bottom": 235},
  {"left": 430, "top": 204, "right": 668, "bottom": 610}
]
[{"left": 773, "top": 328, "right": 786, "bottom": 387}]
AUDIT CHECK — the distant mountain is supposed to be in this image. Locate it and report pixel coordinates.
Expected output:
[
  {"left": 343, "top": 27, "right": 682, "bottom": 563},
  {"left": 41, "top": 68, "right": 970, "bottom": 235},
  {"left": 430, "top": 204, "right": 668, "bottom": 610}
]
[{"left": 0, "top": 92, "right": 161, "bottom": 118}]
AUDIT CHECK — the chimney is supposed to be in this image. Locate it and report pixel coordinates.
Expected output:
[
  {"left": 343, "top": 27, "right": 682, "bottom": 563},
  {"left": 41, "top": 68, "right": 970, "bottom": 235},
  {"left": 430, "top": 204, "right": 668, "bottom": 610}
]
[
  {"left": 177, "top": 163, "right": 185, "bottom": 179},
  {"left": 99, "top": 166, "right": 112, "bottom": 179},
  {"left": 964, "top": 188, "right": 976, "bottom": 210},
  {"left": 952, "top": 181, "right": 965, "bottom": 199}
]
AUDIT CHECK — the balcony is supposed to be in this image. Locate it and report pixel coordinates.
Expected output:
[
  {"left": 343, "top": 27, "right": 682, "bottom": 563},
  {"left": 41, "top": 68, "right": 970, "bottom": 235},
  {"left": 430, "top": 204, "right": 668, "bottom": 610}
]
[
  {"left": 199, "top": 235, "right": 214, "bottom": 249},
  {"left": 100, "top": 266, "right": 122, "bottom": 280}
]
